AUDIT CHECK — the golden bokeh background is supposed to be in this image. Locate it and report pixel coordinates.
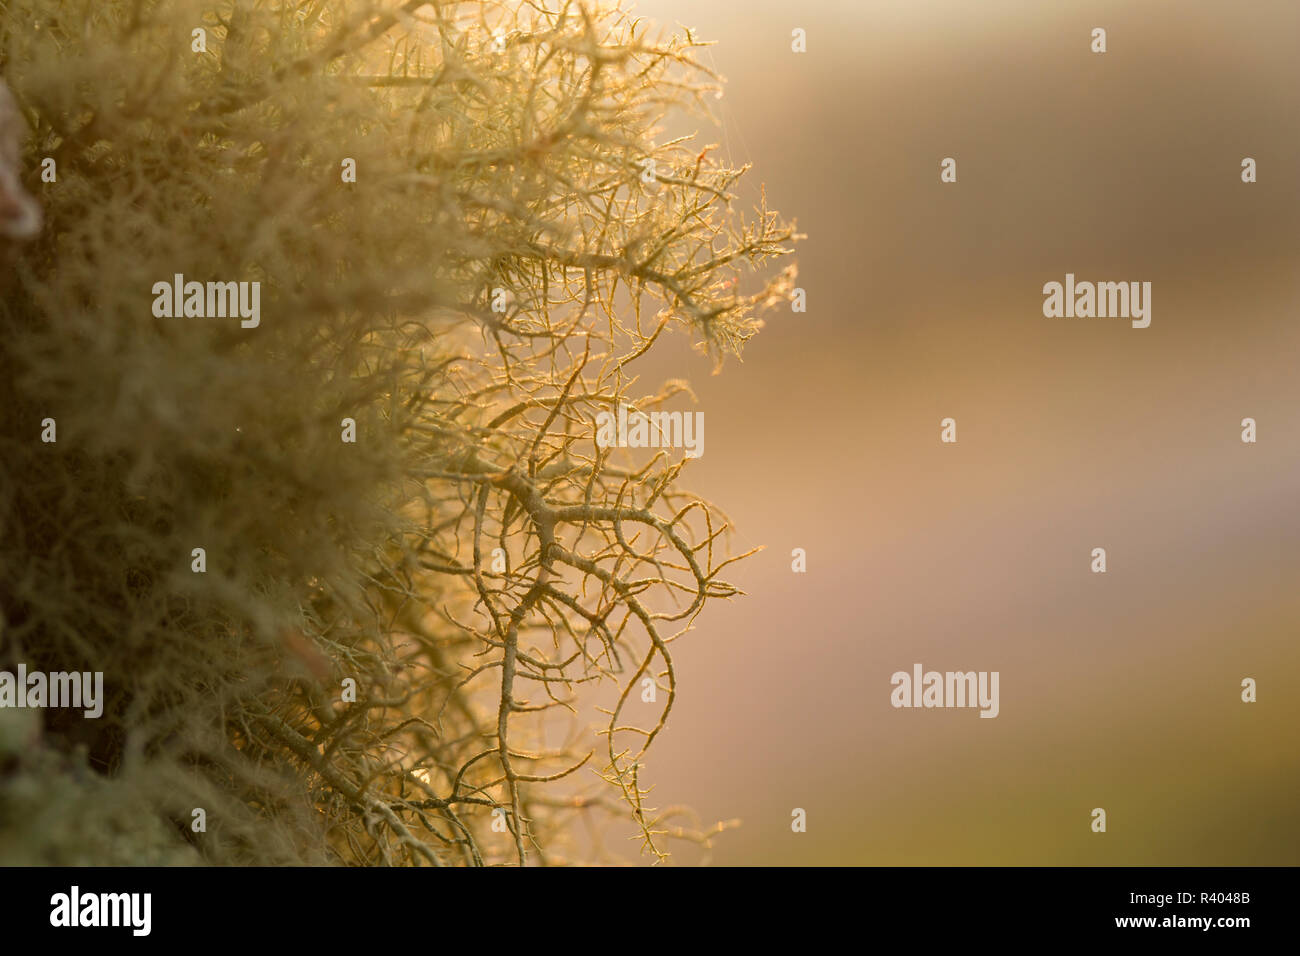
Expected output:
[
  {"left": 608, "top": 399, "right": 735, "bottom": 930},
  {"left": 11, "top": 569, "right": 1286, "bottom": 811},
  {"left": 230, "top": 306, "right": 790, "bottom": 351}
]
[{"left": 616, "top": 0, "right": 1300, "bottom": 865}]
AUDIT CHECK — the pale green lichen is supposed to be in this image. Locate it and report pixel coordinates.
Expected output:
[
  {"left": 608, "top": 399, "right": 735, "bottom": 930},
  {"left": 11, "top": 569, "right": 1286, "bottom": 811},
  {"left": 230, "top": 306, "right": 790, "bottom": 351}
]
[{"left": 0, "top": 0, "right": 796, "bottom": 865}]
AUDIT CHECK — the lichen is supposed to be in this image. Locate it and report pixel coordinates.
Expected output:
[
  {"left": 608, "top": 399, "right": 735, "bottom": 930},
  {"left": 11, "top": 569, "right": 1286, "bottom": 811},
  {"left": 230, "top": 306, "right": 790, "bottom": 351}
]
[{"left": 0, "top": 0, "right": 796, "bottom": 865}]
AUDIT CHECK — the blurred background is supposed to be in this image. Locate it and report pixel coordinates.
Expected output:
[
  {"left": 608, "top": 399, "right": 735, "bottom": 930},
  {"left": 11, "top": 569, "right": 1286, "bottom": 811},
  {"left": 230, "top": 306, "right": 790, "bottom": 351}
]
[{"left": 607, "top": 0, "right": 1300, "bottom": 864}]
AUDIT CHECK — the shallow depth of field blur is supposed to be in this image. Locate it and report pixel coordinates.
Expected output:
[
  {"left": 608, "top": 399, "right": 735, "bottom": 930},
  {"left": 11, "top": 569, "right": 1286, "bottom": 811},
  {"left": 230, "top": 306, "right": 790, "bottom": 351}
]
[
  {"left": 3, "top": 0, "right": 1295, "bottom": 868},
  {"left": 617, "top": 0, "right": 1300, "bottom": 865}
]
